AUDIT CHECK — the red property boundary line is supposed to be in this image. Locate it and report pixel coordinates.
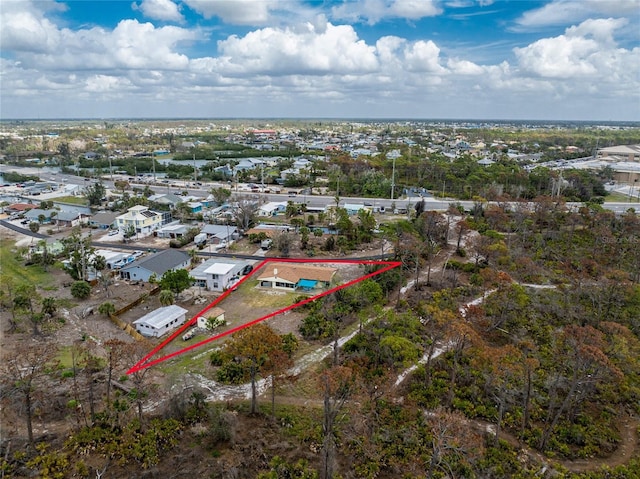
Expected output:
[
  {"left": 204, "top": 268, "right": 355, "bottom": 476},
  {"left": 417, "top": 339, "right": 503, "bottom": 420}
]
[{"left": 127, "top": 258, "right": 401, "bottom": 374}]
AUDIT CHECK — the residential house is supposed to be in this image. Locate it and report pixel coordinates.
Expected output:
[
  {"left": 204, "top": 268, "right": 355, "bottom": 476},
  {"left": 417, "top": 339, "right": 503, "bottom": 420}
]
[
  {"left": 213, "top": 164, "right": 234, "bottom": 177},
  {"left": 196, "top": 307, "right": 226, "bottom": 329},
  {"left": 148, "top": 193, "right": 183, "bottom": 209},
  {"left": 89, "top": 211, "right": 118, "bottom": 229},
  {"left": 258, "top": 201, "right": 287, "bottom": 217},
  {"left": 54, "top": 210, "right": 91, "bottom": 227},
  {"left": 156, "top": 222, "right": 191, "bottom": 239},
  {"left": 343, "top": 203, "right": 367, "bottom": 215},
  {"left": 94, "top": 249, "right": 139, "bottom": 270},
  {"left": 201, "top": 224, "right": 237, "bottom": 244},
  {"left": 116, "top": 205, "right": 163, "bottom": 235},
  {"left": 190, "top": 258, "right": 248, "bottom": 291},
  {"left": 257, "top": 262, "right": 337, "bottom": 291},
  {"left": 119, "top": 249, "right": 190, "bottom": 282},
  {"left": 4, "top": 203, "right": 37, "bottom": 215},
  {"left": 187, "top": 202, "right": 203, "bottom": 214},
  {"left": 24, "top": 208, "right": 53, "bottom": 224},
  {"left": 133, "top": 305, "right": 188, "bottom": 338}
]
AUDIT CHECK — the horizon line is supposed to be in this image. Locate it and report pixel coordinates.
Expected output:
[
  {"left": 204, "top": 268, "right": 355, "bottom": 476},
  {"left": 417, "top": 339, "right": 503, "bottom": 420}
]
[{"left": 1, "top": 117, "right": 639, "bottom": 125}]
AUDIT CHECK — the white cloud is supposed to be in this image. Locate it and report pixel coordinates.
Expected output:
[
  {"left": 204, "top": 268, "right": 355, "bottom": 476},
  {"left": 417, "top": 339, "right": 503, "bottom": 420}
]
[
  {"left": 403, "top": 40, "right": 446, "bottom": 73},
  {"left": 132, "top": 0, "right": 184, "bottom": 23},
  {"left": 331, "top": 0, "right": 441, "bottom": 25},
  {"left": 1, "top": 1, "right": 638, "bottom": 120},
  {"left": 514, "top": 18, "right": 633, "bottom": 78},
  {"left": 0, "top": 1, "right": 61, "bottom": 52},
  {"left": 183, "top": 0, "right": 277, "bottom": 25},
  {"left": 516, "top": 0, "right": 640, "bottom": 28},
  {"left": 85, "top": 74, "right": 134, "bottom": 93},
  {"left": 209, "top": 22, "right": 379, "bottom": 75},
  {"left": 447, "top": 58, "right": 484, "bottom": 75},
  {"left": 4, "top": 13, "right": 199, "bottom": 71}
]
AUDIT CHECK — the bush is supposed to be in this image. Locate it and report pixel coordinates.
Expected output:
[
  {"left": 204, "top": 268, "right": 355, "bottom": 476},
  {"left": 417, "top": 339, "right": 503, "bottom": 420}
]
[{"left": 70, "top": 281, "right": 91, "bottom": 299}]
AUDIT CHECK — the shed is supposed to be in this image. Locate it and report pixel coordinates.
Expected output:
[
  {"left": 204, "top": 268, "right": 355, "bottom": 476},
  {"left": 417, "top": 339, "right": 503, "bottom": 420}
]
[{"left": 133, "top": 305, "right": 188, "bottom": 338}]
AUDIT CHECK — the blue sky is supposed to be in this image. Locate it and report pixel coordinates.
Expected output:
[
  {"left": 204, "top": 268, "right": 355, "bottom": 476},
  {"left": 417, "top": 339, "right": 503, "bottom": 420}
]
[{"left": 1, "top": 0, "right": 639, "bottom": 120}]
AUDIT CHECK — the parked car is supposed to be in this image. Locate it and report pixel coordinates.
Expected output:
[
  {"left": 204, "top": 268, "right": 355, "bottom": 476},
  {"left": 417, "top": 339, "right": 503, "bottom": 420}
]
[
  {"left": 242, "top": 264, "right": 254, "bottom": 275},
  {"left": 107, "top": 230, "right": 118, "bottom": 236}
]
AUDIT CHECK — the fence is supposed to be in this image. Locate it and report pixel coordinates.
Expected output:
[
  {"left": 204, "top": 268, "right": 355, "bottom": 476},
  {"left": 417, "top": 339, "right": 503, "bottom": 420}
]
[{"left": 110, "top": 286, "right": 161, "bottom": 341}]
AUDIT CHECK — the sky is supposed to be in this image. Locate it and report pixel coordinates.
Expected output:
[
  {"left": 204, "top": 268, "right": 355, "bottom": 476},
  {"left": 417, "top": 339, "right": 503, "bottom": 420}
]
[{"left": 1, "top": 0, "right": 639, "bottom": 121}]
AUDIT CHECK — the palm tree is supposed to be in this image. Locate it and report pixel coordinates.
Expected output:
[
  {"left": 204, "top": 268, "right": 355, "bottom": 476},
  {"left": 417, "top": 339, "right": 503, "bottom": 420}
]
[
  {"left": 158, "top": 289, "right": 174, "bottom": 306},
  {"left": 49, "top": 211, "right": 58, "bottom": 231}
]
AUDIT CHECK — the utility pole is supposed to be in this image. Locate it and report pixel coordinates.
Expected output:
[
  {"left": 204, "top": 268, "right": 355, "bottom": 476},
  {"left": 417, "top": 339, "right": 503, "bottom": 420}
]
[
  {"left": 391, "top": 157, "right": 396, "bottom": 200},
  {"left": 108, "top": 149, "right": 113, "bottom": 180},
  {"left": 152, "top": 152, "right": 156, "bottom": 182},
  {"left": 193, "top": 152, "right": 197, "bottom": 183}
]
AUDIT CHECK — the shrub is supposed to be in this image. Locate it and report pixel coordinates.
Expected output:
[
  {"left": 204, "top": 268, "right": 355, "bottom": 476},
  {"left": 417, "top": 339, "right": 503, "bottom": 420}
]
[{"left": 70, "top": 281, "right": 91, "bottom": 299}]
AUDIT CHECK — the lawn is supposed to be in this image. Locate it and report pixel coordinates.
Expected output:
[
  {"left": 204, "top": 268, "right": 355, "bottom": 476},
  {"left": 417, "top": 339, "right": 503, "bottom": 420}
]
[
  {"left": 231, "top": 278, "right": 299, "bottom": 309},
  {"left": 0, "top": 239, "right": 54, "bottom": 287},
  {"left": 53, "top": 195, "right": 89, "bottom": 205}
]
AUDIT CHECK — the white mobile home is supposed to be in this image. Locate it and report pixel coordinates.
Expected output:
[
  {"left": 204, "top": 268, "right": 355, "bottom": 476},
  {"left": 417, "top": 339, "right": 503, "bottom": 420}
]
[{"left": 133, "top": 305, "right": 188, "bottom": 338}]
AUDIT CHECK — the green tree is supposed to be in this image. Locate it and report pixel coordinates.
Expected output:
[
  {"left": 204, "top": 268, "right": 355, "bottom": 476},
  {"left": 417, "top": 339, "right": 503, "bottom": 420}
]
[
  {"left": 28, "top": 222, "right": 40, "bottom": 233},
  {"left": 33, "top": 240, "right": 54, "bottom": 271},
  {"left": 272, "top": 230, "right": 292, "bottom": 257},
  {"left": 61, "top": 228, "right": 96, "bottom": 281},
  {"left": 84, "top": 182, "right": 106, "bottom": 206},
  {"left": 258, "top": 457, "right": 318, "bottom": 479},
  {"left": 123, "top": 224, "right": 136, "bottom": 240},
  {"left": 159, "top": 269, "right": 193, "bottom": 297},
  {"left": 224, "top": 324, "right": 285, "bottom": 414},
  {"left": 98, "top": 301, "right": 116, "bottom": 316},
  {"left": 41, "top": 297, "right": 57, "bottom": 319},
  {"left": 14, "top": 284, "right": 41, "bottom": 336},
  {"left": 210, "top": 186, "right": 231, "bottom": 205},
  {"left": 71, "top": 281, "right": 91, "bottom": 299},
  {"left": 158, "top": 289, "right": 174, "bottom": 306}
]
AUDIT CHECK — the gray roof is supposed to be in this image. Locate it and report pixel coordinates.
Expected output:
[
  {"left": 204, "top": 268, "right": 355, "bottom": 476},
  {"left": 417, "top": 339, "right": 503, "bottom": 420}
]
[
  {"left": 90, "top": 211, "right": 118, "bottom": 224},
  {"left": 25, "top": 208, "right": 51, "bottom": 219},
  {"left": 202, "top": 224, "right": 237, "bottom": 238},
  {"left": 55, "top": 210, "right": 90, "bottom": 222},
  {"left": 121, "top": 249, "right": 189, "bottom": 276},
  {"left": 133, "top": 305, "right": 188, "bottom": 329}
]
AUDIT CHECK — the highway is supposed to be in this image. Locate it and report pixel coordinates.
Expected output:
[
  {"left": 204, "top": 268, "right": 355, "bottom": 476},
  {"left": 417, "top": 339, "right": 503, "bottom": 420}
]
[{"left": 2, "top": 165, "right": 639, "bottom": 215}]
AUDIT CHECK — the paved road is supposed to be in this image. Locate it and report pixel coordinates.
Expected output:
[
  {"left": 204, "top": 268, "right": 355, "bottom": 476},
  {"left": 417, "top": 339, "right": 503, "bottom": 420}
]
[
  {"left": 0, "top": 219, "right": 48, "bottom": 239},
  {"left": 2, "top": 165, "right": 639, "bottom": 216}
]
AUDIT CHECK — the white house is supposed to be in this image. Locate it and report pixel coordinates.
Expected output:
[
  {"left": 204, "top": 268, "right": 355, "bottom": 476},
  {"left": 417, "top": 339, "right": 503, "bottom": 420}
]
[
  {"left": 133, "top": 305, "right": 188, "bottom": 338},
  {"left": 258, "top": 201, "right": 287, "bottom": 217},
  {"left": 204, "top": 261, "right": 245, "bottom": 291},
  {"left": 257, "top": 263, "right": 337, "bottom": 291},
  {"left": 116, "top": 205, "right": 163, "bottom": 236}
]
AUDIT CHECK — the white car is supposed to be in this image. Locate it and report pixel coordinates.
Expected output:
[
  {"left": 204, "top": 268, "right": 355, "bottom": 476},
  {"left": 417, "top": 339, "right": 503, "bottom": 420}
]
[{"left": 107, "top": 230, "right": 119, "bottom": 236}]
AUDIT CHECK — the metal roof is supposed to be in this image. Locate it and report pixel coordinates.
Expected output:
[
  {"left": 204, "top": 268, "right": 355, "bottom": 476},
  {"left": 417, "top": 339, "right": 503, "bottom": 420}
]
[
  {"left": 133, "top": 305, "right": 187, "bottom": 329},
  {"left": 121, "top": 249, "right": 189, "bottom": 275}
]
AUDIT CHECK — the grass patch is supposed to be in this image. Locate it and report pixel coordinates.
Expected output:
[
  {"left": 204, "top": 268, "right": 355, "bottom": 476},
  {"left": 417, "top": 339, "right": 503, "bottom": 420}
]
[
  {"left": 53, "top": 196, "right": 89, "bottom": 205},
  {"left": 0, "top": 240, "right": 54, "bottom": 288},
  {"left": 232, "top": 279, "right": 298, "bottom": 308},
  {"left": 56, "top": 346, "right": 75, "bottom": 369},
  {"left": 604, "top": 191, "right": 636, "bottom": 203},
  {"left": 159, "top": 343, "right": 219, "bottom": 377}
]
